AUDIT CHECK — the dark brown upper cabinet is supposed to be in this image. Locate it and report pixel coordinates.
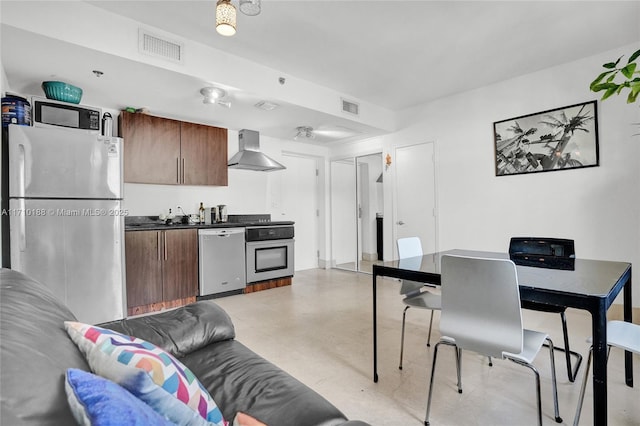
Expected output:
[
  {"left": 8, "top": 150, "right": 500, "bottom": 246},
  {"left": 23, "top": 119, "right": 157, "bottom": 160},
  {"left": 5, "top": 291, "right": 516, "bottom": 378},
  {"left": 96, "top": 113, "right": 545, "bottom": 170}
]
[{"left": 119, "top": 111, "right": 228, "bottom": 186}]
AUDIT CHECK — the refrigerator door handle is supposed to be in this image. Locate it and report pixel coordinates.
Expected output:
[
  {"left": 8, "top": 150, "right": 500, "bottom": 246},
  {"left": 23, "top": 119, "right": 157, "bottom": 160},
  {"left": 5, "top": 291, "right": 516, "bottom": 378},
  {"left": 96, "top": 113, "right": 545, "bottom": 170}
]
[
  {"left": 17, "top": 198, "right": 26, "bottom": 251},
  {"left": 16, "top": 143, "right": 27, "bottom": 251},
  {"left": 17, "top": 143, "right": 26, "bottom": 198}
]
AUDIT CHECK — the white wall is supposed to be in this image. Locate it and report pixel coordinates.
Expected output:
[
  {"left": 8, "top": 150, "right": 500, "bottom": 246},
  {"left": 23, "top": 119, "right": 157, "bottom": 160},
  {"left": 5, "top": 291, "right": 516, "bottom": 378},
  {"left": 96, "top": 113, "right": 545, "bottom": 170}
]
[{"left": 377, "top": 42, "right": 639, "bottom": 306}]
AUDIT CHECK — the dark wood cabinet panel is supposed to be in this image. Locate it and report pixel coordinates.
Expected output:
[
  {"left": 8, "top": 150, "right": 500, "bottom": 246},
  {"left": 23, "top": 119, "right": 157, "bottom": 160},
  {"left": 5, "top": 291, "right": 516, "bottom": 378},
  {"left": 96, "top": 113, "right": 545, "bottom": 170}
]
[
  {"left": 119, "top": 111, "right": 181, "bottom": 185},
  {"left": 162, "top": 229, "right": 199, "bottom": 301},
  {"left": 125, "top": 230, "right": 163, "bottom": 308},
  {"left": 119, "top": 111, "right": 227, "bottom": 186},
  {"left": 125, "top": 229, "right": 198, "bottom": 314},
  {"left": 180, "top": 122, "right": 228, "bottom": 186}
]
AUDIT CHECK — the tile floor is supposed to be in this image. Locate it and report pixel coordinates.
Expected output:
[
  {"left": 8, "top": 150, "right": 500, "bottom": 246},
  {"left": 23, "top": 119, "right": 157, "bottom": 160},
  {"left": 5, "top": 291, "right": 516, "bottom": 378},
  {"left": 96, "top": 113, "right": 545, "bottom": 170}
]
[{"left": 213, "top": 268, "right": 640, "bottom": 426}]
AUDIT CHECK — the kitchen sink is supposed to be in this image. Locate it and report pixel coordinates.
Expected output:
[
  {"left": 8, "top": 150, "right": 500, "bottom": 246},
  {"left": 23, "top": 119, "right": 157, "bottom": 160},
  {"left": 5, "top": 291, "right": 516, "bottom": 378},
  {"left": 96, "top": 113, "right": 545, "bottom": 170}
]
[{"left": 126, "top": 223, "right": 160, "bottom": 228}]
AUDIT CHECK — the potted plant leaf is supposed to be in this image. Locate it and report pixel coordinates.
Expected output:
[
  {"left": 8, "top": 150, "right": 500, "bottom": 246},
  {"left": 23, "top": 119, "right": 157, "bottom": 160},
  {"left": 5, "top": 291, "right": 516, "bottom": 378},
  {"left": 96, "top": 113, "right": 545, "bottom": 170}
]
[{"left": 590, "top": 48, "right": 640, "bottom": 103}]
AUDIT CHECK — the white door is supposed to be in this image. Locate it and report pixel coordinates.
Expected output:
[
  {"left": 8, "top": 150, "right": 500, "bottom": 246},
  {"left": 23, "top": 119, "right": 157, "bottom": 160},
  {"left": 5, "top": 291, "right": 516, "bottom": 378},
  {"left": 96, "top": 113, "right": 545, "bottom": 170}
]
[
  {"left": 330, "top": 159, "right": 357, "bottom": 271},
  {"left": 279, "top": 154, "right": 319, "bottom": 270},
  {"left": 394, "top": 142, "right": 437, "bottom": 255}
]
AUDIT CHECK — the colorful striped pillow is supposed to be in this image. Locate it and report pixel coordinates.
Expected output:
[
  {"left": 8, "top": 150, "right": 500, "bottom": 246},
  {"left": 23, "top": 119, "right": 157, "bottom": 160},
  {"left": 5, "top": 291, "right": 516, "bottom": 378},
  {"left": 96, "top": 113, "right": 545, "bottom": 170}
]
[{"left": 65, "top": 322, "right": 226, "bottom": 426}]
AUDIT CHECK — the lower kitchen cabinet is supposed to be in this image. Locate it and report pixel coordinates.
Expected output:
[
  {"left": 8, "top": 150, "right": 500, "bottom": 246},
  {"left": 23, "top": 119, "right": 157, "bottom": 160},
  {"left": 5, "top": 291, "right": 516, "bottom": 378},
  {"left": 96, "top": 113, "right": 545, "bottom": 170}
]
[
  {"left": 125, "top": 230, "right": 163, "bottom": 308},
  {"left": 162, "top": 229, "right": 199, "bottom": 301},
  {"left": 125, "top": 229, "right": 198, "bottom": 315}
]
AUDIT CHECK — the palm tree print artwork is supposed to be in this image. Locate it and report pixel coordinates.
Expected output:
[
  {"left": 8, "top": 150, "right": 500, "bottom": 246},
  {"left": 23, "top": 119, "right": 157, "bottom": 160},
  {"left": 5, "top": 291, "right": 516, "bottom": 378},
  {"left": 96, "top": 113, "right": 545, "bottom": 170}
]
[{"left": 493, "top": 101, "right": 599, "bottom": 176}]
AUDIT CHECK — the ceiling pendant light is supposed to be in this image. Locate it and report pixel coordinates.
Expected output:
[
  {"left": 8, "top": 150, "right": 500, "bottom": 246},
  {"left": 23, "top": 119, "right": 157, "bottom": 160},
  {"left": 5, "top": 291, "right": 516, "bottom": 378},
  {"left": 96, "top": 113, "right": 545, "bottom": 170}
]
[
  {"left": 216, "top": 0, "right": 237, "bottom": 36},
  {"left": 239, "top": 0, "right": 261, "bottom": 16}
]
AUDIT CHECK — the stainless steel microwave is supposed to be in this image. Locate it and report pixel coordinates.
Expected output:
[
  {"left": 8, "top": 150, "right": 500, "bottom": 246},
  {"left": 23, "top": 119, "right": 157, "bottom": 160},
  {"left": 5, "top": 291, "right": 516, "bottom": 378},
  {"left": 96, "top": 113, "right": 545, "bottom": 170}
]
[{"left": 32, "top": 97, "right": 101, "bottom": 133}]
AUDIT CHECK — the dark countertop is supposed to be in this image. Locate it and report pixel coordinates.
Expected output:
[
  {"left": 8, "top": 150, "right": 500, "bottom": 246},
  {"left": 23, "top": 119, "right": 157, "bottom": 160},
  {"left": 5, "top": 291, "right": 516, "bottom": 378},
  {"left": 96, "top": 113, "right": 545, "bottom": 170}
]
[{"left": 125, "top": 216, "right": 294, "bottom": 231}]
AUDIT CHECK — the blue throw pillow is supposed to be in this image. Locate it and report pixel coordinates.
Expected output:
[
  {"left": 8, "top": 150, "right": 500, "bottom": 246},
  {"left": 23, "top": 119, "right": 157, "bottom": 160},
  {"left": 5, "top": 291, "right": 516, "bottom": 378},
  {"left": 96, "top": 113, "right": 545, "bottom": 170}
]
[{"left": 65, "top": 368, "right": 175, "bottom": 426}]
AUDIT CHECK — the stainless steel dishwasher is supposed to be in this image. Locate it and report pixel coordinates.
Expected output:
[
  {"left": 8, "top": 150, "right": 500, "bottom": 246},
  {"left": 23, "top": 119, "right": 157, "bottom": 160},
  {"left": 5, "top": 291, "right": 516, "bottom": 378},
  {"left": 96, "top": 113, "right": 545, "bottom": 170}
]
[{"left": 198, "top": 228, "right": 246, "bottom": 296}]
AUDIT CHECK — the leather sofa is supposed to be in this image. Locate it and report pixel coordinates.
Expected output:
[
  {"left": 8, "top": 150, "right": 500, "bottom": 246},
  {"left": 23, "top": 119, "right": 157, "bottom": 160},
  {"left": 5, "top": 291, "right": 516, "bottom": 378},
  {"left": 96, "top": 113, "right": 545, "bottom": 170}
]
[{"left": 0, "top": 268, "right": 370, "bottom": 426}]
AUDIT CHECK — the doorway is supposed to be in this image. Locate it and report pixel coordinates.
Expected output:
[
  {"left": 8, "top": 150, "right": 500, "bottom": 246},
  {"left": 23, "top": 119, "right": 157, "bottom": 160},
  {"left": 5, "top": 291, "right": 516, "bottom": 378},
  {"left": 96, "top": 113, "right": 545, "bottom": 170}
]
[
  {"left": 279, "top": 153, "right": 319, "bottom": 271},
  {"left": 330, "top": 153, "right": 384, "bottom": 273},
  {"left": 394, "top": 142, "right": 437, "bottom": 256}
]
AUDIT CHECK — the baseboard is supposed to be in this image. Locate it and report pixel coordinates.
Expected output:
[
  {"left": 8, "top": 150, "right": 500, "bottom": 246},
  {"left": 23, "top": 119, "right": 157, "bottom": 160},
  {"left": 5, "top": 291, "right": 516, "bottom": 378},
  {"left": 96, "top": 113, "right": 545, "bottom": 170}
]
[
  {"left": 127, "top": 296, "right": 196, "bottom": 317},
  {"left": 244, "top": 276, "right": 292, "bottom": 293}
]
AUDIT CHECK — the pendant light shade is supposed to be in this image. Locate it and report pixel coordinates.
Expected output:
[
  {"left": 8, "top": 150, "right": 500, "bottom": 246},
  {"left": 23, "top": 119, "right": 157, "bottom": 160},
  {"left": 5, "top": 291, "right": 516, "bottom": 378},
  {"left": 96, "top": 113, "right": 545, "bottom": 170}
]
[{"left": 216, "top": 0, "right": 237, "bottom": 36}]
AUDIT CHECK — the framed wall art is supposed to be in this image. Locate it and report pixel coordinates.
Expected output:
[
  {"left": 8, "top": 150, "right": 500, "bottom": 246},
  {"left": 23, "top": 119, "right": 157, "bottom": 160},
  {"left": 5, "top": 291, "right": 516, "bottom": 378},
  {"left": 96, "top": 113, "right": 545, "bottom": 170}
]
[{"left": 493, "top": 101, "right": 599, "bottom": 176}]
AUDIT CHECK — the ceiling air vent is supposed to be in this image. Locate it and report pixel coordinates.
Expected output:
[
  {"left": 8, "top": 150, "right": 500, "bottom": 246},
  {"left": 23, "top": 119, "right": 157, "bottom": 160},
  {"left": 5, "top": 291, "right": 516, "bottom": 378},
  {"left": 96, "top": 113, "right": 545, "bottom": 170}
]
[
  {"left": 254, "top": 101, "right": 280, "bottom": 111},
  {"left": 138, "top": 29, "right": 184, "bottom": 64},
  {"left": 341, "top": 98, "right": 359, "bottom": 116}
]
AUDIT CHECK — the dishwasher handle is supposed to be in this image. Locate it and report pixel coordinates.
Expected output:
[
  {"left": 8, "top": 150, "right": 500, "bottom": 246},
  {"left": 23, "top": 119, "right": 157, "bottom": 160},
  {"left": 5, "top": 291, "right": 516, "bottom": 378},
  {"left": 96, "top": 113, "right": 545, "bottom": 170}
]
[{"left": 198, "top": 228, "right": 245, "bottom": 237}]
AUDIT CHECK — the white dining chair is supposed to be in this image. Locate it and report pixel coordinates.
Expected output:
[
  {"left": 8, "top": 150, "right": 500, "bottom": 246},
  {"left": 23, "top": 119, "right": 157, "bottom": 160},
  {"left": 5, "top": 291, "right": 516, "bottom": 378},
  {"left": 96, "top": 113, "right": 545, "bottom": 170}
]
[
  {"left": 573, "top": 320, "right": 640, "bottom": 425},
  {"left": 425, "top": 254, "right": 562, "bottom": 426},
  {"left": 397, "top": 237, "right": 441, "bottom": 370}
]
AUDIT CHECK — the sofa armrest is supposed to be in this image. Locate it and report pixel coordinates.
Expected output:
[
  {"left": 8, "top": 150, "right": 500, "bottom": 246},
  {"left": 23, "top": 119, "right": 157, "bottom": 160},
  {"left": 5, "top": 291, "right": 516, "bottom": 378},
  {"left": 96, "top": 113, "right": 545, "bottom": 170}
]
[{"left": 100, "top": 301, "right": 235, "bottom": 357}]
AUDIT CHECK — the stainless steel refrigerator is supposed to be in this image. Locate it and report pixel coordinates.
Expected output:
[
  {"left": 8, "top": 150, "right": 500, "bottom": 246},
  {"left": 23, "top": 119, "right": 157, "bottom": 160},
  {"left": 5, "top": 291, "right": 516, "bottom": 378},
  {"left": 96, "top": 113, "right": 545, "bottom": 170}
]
[{"left": 8, "top": 125, "right": 125, "bottom": 324}]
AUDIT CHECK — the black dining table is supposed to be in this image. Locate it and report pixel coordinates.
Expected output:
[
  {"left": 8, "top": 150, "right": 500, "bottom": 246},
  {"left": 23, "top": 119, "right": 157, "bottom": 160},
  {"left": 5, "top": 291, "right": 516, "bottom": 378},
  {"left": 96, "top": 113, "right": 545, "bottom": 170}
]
[{"left": 371, "top": 249, "right": 633, "bottom": 426}]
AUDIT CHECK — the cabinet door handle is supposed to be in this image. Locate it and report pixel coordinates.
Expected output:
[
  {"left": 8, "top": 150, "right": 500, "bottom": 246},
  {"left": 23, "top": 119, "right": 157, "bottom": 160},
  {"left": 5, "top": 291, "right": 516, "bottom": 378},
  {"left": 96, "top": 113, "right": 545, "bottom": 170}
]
[
  {"left": 157, "top": 232, "right": 161, "bottom": 261},
  {"left": 176, "top": 158, "right": 180, "bottom": 184},
  {"left": 182, "top": 158, "right": 185, "bottom": 183},
  {"left": 164, "top": 232, "right": 168, "bottom": 261}
]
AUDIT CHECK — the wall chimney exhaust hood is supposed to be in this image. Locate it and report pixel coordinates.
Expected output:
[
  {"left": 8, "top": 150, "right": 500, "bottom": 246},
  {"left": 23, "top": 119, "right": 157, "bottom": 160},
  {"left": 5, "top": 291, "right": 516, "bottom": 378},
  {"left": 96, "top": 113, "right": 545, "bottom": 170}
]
[{"left": 228, "top": 129, "right": 286, "bottom": 171}]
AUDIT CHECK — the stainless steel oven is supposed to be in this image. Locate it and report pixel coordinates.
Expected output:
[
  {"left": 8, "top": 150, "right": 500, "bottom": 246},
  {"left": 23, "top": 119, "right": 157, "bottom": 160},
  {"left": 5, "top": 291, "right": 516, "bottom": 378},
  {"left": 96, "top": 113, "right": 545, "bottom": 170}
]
[{"left": 245, "top": 225, "right": 294, "bottom": 283}]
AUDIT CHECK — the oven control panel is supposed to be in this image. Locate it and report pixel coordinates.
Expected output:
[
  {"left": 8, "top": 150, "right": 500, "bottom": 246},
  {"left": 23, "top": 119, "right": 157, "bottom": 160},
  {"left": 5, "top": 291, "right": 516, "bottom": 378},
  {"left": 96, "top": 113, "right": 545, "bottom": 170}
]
[{"left": 245, "top": 225, "right": 294, "bottom": 242}]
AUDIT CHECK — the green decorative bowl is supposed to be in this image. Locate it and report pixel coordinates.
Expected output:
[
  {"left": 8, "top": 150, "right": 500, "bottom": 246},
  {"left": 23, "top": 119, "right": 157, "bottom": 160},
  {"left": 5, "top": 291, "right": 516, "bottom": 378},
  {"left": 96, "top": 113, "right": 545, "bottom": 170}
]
[{"left": 41, "top": 81, "right": 83, "bottom": 104}]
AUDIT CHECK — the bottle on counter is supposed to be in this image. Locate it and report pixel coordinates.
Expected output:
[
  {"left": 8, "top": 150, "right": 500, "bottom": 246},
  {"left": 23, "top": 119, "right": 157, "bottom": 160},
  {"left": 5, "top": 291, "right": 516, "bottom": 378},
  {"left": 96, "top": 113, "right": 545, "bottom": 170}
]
[{"left": 199, "top": 202, "right": 205, "bottom": 224}]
